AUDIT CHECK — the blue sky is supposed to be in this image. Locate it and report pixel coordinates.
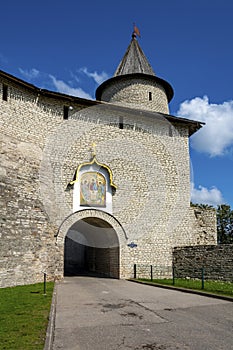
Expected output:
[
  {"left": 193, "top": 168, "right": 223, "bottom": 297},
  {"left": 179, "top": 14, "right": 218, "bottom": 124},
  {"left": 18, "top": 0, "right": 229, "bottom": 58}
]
[{"left": 1, "top": 0, "right": 233, "bottom": 208}]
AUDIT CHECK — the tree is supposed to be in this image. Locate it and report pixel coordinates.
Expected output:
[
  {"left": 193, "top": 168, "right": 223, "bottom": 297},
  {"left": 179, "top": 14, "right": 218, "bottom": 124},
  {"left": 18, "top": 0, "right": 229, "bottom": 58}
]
[
  {"left": 217, "top": 204, "right": 233, "bottom": 244},
  {"left": 190, "top": 202, "right": 214, "bottom": 209}
]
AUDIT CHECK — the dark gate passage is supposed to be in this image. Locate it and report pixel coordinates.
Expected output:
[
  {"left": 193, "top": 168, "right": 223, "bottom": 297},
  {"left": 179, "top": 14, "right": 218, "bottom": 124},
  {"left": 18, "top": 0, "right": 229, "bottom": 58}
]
[{"left": 64, "top": 217, "right": 120, "bottom": 278}]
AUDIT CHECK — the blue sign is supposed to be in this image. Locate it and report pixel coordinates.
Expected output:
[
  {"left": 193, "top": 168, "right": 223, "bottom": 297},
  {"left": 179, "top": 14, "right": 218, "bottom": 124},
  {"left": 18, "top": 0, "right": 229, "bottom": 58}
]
[{"left": 127, "top": 242, "right": 137, "bottom": 248}]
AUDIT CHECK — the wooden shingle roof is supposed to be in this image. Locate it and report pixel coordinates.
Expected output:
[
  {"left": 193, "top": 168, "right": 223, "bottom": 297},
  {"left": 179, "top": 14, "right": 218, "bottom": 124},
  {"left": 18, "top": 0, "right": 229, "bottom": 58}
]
[{"left": 114, "top": 33, "right": 155, "bottom": 76}]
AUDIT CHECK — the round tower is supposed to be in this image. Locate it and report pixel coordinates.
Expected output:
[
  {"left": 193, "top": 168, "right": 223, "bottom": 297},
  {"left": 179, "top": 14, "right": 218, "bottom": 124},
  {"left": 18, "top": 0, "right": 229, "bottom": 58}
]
[{"left": 96, "top": 32, "right": 174, "bottom": 114}]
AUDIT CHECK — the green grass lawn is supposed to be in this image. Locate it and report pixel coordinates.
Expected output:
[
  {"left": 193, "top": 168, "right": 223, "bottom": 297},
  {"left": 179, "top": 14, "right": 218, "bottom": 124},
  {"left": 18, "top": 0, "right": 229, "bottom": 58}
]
[
  {"left": 0, "top": 282, "right": 54, "bottom": 350},
  {"left": 137, "top": 278, "right": 233, "bottom": 298}
]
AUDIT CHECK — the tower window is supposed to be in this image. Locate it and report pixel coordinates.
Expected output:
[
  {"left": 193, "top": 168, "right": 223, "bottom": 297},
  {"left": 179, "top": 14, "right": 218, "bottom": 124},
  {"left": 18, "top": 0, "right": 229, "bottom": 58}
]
[
  {"left": 169, "top": 125, "right": 173, "bottom": 137},
  {"left": 119, "top": 116, "right": 123, "bottom": 129},
  {"left": 2, "top": 84, "right": 8, "bottom": 101},
  {"left": 149, "top": 92, "right": 152, "bottom": 101},
  {"left": 63, "top": 106, "right": 69, "bottom": 120}
]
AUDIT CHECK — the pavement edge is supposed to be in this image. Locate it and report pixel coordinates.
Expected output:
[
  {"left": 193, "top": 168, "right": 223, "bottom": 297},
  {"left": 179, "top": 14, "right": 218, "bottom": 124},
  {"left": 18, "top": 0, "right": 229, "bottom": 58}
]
[
  {"left": 128, "top": 279, "right": 233, "bottom": 302},
  {"left": 44, "top": 282, "right": 58, "bottom": 350}
]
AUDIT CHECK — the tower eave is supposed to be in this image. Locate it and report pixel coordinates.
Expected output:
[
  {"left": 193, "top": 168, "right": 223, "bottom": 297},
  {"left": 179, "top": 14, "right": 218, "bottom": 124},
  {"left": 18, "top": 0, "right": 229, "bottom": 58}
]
[{"left": 95, "top": 73, "right": 174, "bottom": 103}]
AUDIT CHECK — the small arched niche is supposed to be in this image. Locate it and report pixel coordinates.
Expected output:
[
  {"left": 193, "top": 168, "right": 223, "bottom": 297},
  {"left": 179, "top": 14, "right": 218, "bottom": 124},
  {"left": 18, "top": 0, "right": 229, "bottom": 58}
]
[{"left": 69, "top": 156, "right": 116, "bottom": 214}]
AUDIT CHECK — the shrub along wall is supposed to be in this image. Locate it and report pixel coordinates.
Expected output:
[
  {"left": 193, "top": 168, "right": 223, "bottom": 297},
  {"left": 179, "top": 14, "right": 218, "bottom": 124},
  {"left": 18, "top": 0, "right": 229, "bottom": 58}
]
[{"left": 173, "top": 244, "right": 233, "bottom": 282}]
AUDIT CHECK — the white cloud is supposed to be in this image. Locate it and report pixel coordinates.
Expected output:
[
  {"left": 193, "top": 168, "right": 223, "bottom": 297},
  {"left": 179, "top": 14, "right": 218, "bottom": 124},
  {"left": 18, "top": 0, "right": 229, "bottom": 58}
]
[
  {"left": 19, "top": 68, "right": 40, "bottom": 80},
  {"left": 80, "top": 67, "right": 109, "bottom": 85},
  {"left": 191, "top": 182, "right": 224, "bottom": 207},
  {"left": 69, "top": 71, "right": 80, "bottom": 84},
  {"left": 49, "top": 74, "right": 92, "bottom": 99},
  {"left": 177, "top": 96, "right": 233, "bottom": 156},
  {"left": 17, "top": 66, "right": 106, "bottom": 99}
]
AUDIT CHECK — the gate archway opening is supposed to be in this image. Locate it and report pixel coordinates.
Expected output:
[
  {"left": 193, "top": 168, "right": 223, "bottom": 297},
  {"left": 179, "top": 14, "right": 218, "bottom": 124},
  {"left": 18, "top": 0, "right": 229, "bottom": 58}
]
[{"left": 64, "top": 217, "right": 120, "bottom": 278}]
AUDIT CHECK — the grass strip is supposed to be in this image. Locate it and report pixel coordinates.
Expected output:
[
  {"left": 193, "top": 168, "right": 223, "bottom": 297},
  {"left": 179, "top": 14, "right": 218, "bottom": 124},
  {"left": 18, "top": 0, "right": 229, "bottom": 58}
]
[
  {"left": 0, "top": 282, "right": 54, "bottom": 350},
  {"left": 137, "top": 278, "right": 233, "bottom": 298}
]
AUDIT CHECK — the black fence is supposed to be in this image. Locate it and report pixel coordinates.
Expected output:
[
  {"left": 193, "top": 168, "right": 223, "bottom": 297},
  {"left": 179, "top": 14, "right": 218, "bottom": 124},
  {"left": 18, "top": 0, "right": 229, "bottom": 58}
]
[
  {"left": 133, "top": 264, "right": 173, "bottom": 281},
  {"left": 132, "top": 263, "right": 232, "bottom": 289}
]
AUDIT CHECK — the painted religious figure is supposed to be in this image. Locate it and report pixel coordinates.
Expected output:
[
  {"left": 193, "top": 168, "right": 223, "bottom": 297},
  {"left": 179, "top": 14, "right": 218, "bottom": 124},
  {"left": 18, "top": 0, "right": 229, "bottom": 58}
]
[{"left": 80, "top": 172, "right": 106, "bottom": 207}]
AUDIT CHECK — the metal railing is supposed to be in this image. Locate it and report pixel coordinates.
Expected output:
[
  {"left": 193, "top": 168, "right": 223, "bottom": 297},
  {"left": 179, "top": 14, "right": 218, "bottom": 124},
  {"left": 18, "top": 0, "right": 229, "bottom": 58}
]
[
  {"left": 133, "top": 264, "right": 173, "bottom": 281},
  {"left": 132, "top": 263, "right": 232, "bottom": 289}
]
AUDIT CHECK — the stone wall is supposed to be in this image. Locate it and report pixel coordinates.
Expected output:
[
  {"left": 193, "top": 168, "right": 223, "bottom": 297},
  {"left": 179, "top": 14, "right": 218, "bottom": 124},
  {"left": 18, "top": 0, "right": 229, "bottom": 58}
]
[
  {"left": 0, "top": 76, "right": 88, "bottom": 287},
  {"left": 173, "top": 244, "right": 233, "bottom": 282},
  {"left": 0, "top": 74, "right": 217, "bottom": 287},
  {"left": 86, "top": 246, "right": 119, "bottom": 278}
]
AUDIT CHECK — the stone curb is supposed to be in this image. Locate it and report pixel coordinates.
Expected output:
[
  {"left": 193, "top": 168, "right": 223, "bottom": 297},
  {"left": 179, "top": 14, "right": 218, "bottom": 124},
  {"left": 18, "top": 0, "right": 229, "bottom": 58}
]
[
  {"left": 128, "top": 279, "right": 233, "bottom": 302},
  {"left": 44, "top": 282, "right": 58, "bottom": 350}
]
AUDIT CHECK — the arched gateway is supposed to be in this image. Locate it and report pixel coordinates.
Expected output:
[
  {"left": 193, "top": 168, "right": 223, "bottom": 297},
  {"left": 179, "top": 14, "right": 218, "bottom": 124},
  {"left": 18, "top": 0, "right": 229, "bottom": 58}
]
[{"left": 56, "top": 209, "right": 127, "bottom": 279}]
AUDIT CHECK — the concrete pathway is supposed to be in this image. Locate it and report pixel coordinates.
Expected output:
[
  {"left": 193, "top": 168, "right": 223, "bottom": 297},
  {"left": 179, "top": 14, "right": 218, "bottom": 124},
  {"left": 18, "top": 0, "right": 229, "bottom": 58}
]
[{"left": 51, "top": 277, "right": 233, "bottom": 350}]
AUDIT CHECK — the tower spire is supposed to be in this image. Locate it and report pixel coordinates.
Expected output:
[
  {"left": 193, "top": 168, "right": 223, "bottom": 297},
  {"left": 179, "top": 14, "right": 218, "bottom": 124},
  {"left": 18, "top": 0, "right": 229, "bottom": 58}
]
[{"left": 113, "top": 28, "right": 155, "bottom": 76}]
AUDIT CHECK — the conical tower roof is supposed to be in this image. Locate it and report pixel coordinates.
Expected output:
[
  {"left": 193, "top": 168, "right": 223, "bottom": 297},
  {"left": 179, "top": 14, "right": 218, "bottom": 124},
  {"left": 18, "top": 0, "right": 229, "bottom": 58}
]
[
  {"left": 96, "top": 31, "right": 174, "bottom": 113},
  {"left": 114, "top": 33, "right": 156, "bottom": 76}
]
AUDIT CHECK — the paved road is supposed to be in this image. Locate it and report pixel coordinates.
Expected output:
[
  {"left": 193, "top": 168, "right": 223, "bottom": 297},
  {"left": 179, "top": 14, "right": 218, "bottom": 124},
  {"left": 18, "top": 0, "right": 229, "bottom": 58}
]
[{"left": 52, "top": 277, "right": 233, "bottom": 350}]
